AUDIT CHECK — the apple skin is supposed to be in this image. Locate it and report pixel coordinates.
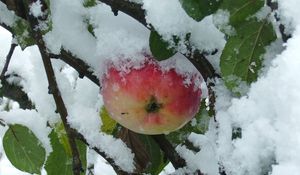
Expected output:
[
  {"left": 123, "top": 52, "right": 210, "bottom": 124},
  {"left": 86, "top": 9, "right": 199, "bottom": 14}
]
[{"left": 101, "top": 59, "right": 202, "bottom": 135}]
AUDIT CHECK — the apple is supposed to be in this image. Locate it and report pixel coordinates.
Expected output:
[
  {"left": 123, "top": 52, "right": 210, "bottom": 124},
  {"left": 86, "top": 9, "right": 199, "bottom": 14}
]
[{"left": 101, "top": 57, "right": 202, "bottom": 135}]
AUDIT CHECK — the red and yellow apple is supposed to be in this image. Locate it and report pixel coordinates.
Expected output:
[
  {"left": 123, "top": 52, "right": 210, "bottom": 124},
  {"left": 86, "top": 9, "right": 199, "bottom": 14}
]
[{"left": 101, "top": 58, "right": 202, "bottom": 135}]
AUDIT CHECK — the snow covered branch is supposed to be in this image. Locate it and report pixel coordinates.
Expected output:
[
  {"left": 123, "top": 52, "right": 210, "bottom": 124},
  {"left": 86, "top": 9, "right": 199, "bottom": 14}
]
[
  {"left": 98, "top": 0, "right": 148, "bottom": 28},
  {"left": 25, "top": 1, "right": 83, "bottom": 174},
  {"left": 0, "top": 75, "right": 34, "bottom": 109},
  {"left": 0, "top": 41, "right": 17, "bottom": 80},
  {"left": 56, "top": 50, "right": 100, "bottom": 86},
  {"left": 0, "top": 39, "right": 33, "bottom": 109},
  {"left": 71, "top": 129, "right": 131, "bottom": 175}
]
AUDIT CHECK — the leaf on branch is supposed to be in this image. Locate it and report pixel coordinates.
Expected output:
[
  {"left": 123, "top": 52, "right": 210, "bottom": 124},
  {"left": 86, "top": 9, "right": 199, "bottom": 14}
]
[
  {"left": 220, "top": 0, "right": 264, "bottom": 27},
  {"left": 54, "top": 122, "right": 72, "bottom": 156},
  {"left": 100, "top": 106, "right": 117, "bottom": 134},
  {"left": 138, "top": 134, "right": 169, "bottom": 175},
  {"left": 180, "top": 0, "right": 223, "bottom": 22},
  {"left": 12, "top": 19, "right": 36, "bottom": 50},
  {"left": 45, "top": 130, "right": 87, "bottom": 175},
  {"left": 220, "top": 19, "right": 276, "bottom": 93},
  {"left": 3, "top": 124, "right": 46, "bottom": 174},
  {"left": 149, "top": 30, "right": 176, "bottom": 61}
]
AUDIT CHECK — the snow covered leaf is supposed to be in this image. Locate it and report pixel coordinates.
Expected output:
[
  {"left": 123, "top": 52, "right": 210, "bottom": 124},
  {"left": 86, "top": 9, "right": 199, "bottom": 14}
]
[
  {"left": 3, "top": 124, "right": 46, "bottom": 174},
  {"left": 149, "top": 30, "right": 176, "bottom": 61},
  {"left": 220, "top": 19, "right": 276, "bottom": 93},
  {"left": 12, "top": 19, "right": 35, "bottom": 50},
  {"left": 220, "top": 0, "right": 264, "bottom": 27},
  {"left": 45, "top": 130, "right": 87, "bottom": 175},
  {"left": 179, "top": 0, "right": 222, "bottom": 22}
]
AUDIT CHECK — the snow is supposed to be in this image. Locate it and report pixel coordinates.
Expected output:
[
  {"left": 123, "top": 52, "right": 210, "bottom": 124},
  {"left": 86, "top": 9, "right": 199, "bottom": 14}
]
[
  {"left": 213, "top": 9, "right": 235, "bottom": 36},
  {"left": 0, "top": 2, "right": 17, "bottom": 27},
  {"left": 143, "top": 0, "right": 192, "bottom": 40},
  {"left": 1, "top": 0, "right": 300, "bottom": 174},
  {"left": 214, "top": 2, "right": 300, "bottom": 174},
  {"left": 29, "top": 0, "right": 44, "bottom": 18},
  {"left": 143, "top": 0, "right": 225, "bottom": 54},
  {"left": 177, "top": 132, "right": 219, "bottom": 175}
]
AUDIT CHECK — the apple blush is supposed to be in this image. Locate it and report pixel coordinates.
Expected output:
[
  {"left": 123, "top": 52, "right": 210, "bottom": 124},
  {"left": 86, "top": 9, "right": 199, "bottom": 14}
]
[{"left": 101, "top": 59, "right": 202, "bottom": 135}]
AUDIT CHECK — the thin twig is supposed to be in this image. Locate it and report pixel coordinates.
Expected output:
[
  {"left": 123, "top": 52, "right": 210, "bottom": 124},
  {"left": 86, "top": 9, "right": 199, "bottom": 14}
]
[
  {"left": 1, "top": 42, "right": 17, "bottom": 80},
  {"left": 0, "top": 38, "right": 33, "bottom": 110},
  {"left": 60, "top": 50, "right": 100, "bottom": 86},
  {"left": 1, "top": 76, "right": 34, "bottom": 109},
  {"left": 97, "top": 0, "right": 148, "bottom": 28},
  {"left": 49, "top": 51, "right": 100, "bottom": 86},
  {"left": 0, "top": 119, "right": 5, "bottom": 127},
  {"left": 0, "top": 22, "right": 12, "bottom": 33}
]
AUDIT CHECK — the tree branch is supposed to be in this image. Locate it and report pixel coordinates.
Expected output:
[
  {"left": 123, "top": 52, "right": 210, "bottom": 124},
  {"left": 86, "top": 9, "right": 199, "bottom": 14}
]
[
  {"left": 59, "top": 50, "right": 100, "bottom": 86},
  {"left": 98, "top": 0, "right": 148, "bottom": 28},
  {"left": 0, "top": 41, "right": 17, "bottom": 80},
  {"left": 0, "top": 22, "right": 12, "bottom": 33},
  {"left": 0, "top": 119, "right": 5, "bottom": 127},
  {"left": 0, "top": 36, "right": 33, "bottom": 109},
  {"left": 0, "top": 75, "right": 34, "bottom": 109},
  {"left": 25, "top": 1, "right": 83, "bottom": 174}
]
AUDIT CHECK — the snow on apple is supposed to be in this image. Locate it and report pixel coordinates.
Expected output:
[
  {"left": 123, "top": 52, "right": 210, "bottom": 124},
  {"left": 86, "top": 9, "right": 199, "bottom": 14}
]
[{"left": 101, "top": 56, "right": 202, "bottom": 135}]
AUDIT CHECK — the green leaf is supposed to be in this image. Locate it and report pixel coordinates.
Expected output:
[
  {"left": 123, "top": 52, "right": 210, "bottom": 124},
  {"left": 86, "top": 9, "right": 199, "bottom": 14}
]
[
  {"left": 100, "top": 106, "right": 117, "bottom": 134},
  {"left": 3, "top": 124, "right": 46, "bottom": 174},
  {"left": 149, "top": 30, "right": 176, "bottom": 61},
  {"left": 180, "top": 0, "right": 223, "bottom": 21},
  {"left": 220, "top": 0, "right": 264, "bottom": 27},
  {"left": 220, "top": 19, "right": 276, "bottom": 93},
  {"left": 12, "top": 19, "right": 35, "bottom": 50},
  {"left": 83, "top": 0, "right": 97, "bottom": 7},
  {"left": 45, "top": 130, "right": 87, "bottom": 175},
  {"left": 138, "top": 135, "right": 168, "bottom": 175},
  {"left": 54, "top": 122, "right": 72, "bottom": 157},
  {"left": 166, "top": 101, "right": 210, "bottom": 145}
]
